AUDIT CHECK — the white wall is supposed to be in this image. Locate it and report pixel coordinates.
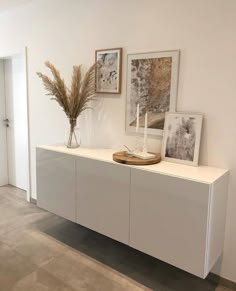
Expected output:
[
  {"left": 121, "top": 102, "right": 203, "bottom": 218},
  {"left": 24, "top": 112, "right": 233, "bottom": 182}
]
[{"left": 0, "top": 0, "right": 235, "bottom": 282}]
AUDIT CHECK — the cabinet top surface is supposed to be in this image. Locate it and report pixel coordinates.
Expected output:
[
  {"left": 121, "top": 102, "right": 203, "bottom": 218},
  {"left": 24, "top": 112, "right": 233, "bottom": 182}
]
[{"left": 37, "top": 145, "right": 228, "bottom": 184}]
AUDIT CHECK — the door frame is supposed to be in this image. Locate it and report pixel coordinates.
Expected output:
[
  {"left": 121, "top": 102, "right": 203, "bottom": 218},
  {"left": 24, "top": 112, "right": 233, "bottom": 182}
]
[{"left": 0, "top": 47, "right": 31, "bottom": 202}]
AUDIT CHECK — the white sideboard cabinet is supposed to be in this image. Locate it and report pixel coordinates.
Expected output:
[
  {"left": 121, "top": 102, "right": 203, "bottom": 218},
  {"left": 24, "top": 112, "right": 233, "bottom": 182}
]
[
  {"left": 36, "top": 146, "right": 229, "bottom": 278},
  {"left": 76, "top": 156, "right": 130, "bottom": 244},
  {"left": 37, "top": 149, "right": 76, "bottom": 222},
  {"left": 130, "top": 168, "right": 228, "bottom": 278}
]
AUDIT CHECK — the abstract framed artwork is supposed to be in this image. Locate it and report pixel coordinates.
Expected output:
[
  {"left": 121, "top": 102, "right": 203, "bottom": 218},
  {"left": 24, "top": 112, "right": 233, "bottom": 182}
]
[
  {"left": 126, "top": 50, "right": 180, "bottom": 136},
  {"left": 95, "top": 48, "right": 122, "bottom": 94},
  {"left": 161, "top": 112, "right": 203, "bottom": 166}
]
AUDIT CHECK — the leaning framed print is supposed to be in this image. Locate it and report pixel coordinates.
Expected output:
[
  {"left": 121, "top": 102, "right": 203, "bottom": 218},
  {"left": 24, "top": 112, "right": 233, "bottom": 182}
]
[
  {"left": 95, "top": 48, "right": 122, "bottom": 94},
  {"left": 126, "top": 50, "right": 180, "bottom": 136},
  {"left": 161, "top": 112, "right": 203, "bottom": 166}
]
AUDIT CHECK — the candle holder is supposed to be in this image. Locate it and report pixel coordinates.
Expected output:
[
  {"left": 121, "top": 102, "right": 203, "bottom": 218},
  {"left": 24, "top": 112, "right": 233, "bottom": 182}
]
[
  {"left": 125, "top": 108, "right": 155, "bottom": 160},
  {"left": 142, "top": 141, "right": 147, "bottom": 154},
  {"left": 135, "top": 135, "right": 141, "bottom": 152}
]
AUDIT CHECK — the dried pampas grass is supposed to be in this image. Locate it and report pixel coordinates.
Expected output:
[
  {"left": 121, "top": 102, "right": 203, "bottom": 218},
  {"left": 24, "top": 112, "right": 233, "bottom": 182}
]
[
  {"left": 37, "top": 61, "right": 96, "bottom": 120},
  {"left": 37, "top": 61, "right": 96, "bottom": 148}
]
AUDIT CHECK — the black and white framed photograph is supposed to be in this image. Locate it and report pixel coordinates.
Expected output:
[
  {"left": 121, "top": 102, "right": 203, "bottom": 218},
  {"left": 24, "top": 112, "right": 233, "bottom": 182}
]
[
  {"left": 161, "top": 112, "right": 203, "bottom": 166},
  {"left": 126, "top": 50, "right": 179, "bottom": 136},
  {"left": 95, "top": 48, "right": 122, "bottom": 94}
]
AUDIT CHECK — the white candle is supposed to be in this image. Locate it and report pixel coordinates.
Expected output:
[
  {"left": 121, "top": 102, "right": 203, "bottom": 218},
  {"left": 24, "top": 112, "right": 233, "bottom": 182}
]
[
  {"left": 136, "top": 104, "right": 139, "bottom": 133},
  {"left": 143, "top": 112, "right": 148, "bottom": 152}
]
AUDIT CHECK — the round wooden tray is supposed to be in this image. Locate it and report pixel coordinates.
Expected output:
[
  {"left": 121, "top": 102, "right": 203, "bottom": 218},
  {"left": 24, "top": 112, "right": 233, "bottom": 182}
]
[{"left": 113, "top": 151, "right": 161, "bottom": 165}]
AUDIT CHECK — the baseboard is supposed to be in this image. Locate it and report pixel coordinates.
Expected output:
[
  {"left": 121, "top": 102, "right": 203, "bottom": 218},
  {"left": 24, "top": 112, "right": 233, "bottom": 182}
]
[
  {"left": 30, "top": 197, "right": 37, "bottom": 204},
  {"left": 208, "top": 273, "right": 236, "bottom": 290}
]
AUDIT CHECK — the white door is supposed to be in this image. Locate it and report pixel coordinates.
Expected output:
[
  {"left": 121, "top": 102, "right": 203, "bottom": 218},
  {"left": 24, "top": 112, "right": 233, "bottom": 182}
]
[
  {"left": 0, "top": 60, "right": 8, "bottom": 186},
  {"left": 4, "top": 56, "right": 28, "bottom": 190}
]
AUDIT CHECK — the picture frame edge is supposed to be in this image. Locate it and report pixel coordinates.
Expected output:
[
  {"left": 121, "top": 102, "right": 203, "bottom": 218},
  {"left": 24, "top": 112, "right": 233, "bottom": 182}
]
[
  {"left": 125, "top": 49, "right": 180, "bottom": 136},
  {"left": 126, "top": 49, "right": 180, "bottom": 58},
  {"left": 161, "top": 112, "right": 203, "bottom": 167},
  {"left": 95, "top": 47, "right": 122, "bottom": 94}
]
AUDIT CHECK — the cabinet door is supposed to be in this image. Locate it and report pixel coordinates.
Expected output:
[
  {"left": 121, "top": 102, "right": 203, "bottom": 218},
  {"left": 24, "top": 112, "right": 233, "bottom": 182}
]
[
  {"left": 37, "top": 149, "right": 76, "bottom": 222},
  {"left": 130, "top": 168, "right": 210, "bottom": 278},
  {"left": 76, "top": 157, "right": 130, "bottom": 244}
]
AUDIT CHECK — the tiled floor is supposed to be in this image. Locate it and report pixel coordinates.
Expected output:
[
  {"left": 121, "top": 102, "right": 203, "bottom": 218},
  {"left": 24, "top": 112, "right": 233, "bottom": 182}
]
[{"left": 0, "top": 185, "right": 234, "bottom": 291}]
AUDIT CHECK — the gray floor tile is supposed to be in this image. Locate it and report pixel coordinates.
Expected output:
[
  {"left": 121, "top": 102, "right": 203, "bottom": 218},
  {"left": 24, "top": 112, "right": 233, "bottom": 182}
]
[
  {"left": 1, "top": 229, "right": 68, "bottom": 267},
  {"left": 42, "top": 249, "right": 148, "bottom": 291},
  {"left": 0, "top": 185, "right": 234, "bottom": 291},
  {"left": 0, "top": 242, "right": 37, "bottom": 291},
  {"left": 11, "top": 268, "right": 76, "bottom": 291}
]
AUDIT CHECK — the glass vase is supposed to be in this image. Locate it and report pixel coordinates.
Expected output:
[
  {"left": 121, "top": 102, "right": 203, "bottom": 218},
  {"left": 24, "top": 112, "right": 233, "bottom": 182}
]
[{"left": 65, "top": 118, "right": 81, "bottom": 148}]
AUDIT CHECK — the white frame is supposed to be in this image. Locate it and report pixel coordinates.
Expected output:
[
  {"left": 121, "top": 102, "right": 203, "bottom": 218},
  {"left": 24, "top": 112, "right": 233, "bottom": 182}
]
[
  {"left": 126, "top": 50, "right": 180, "bottom": 136},
  {"left": 0, "top": 47, "right": 31, "bottom": 201},
  {"left": 161, "top": 112, "right": 203, "bottom": 166}
]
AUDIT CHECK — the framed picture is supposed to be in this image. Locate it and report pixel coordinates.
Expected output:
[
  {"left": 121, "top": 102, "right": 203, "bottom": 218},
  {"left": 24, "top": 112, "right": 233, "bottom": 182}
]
[
  {"left": 95, "top": 48, "right": 122, "bottom": 94},
  {"left": 161, "top": 112, "right": 203, "bottom": 166},
  {"left": 126, "top": 50, "right": 179, "bottom": 136}
]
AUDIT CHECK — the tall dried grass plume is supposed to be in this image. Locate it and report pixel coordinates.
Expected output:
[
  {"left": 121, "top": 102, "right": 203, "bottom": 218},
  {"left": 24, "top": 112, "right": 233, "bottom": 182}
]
[{"left": 37, "top": 61, "right": 96, "bottom": 148}]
